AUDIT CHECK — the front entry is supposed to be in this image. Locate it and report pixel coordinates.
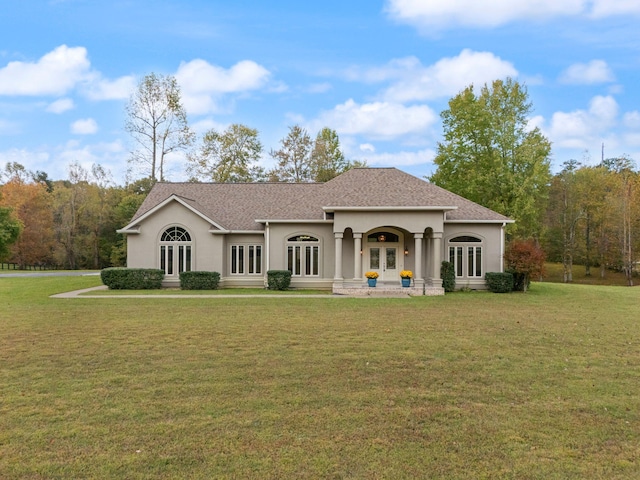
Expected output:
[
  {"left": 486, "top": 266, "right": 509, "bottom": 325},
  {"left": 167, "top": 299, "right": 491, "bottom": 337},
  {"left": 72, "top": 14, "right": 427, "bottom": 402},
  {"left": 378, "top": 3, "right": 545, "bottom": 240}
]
[
  {"left": 368, "top": 246, "right": 399, "bottom": 281},
  {"left": 365, "top": 230, "right": 402, "bottom": 282}
]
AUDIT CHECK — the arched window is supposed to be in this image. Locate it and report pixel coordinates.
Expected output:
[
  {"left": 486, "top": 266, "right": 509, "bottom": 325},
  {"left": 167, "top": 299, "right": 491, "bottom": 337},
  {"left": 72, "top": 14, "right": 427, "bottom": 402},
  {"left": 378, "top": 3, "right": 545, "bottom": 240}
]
[
  {"left": 159, "top": 226, "right": 192, "bottom": 275},
  {"left": 287, "top": 234, "right": 320, "bottom": 277},
  {"left": 448, "top": 235, "right": 483, "bottom": 278}
]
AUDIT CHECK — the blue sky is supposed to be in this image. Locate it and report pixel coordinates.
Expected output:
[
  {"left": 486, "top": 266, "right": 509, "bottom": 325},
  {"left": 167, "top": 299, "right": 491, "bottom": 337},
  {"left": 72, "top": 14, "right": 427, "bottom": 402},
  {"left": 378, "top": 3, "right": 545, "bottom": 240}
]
[{"left": 1, "top": 0, "right": 639, "bottom": 183}]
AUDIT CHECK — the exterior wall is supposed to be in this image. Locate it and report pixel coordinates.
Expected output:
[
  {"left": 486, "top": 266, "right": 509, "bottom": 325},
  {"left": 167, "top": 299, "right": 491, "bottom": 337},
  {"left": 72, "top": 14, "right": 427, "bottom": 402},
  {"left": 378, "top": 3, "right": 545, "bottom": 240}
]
[
  {"left": 333, "top": 210, "right": 445, "bottom": 235},
  {"left": 267, "top": 222, "right": 334, "bottom": 289},
  {"left": 222, "top": 233, "right": 266, "bottom": 288},
  {"left": 125, "top": 201, "right": 223, "bottom": 286},
  {"left": 124, "top": 200, "right": 505, "bottom": 291},
  {"left": 443, "top": 222, "right": 505, "bottom": 290}
]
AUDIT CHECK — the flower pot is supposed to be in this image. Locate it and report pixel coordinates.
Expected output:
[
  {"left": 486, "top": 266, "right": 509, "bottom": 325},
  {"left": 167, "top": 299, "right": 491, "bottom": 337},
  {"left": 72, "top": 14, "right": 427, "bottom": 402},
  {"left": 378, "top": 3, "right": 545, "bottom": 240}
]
[
  {"left": 367, "top": 278, "right": 377, "bottom": 287},
  {"left": 401, "top": 277, "right": 411, "bottom": 287}
]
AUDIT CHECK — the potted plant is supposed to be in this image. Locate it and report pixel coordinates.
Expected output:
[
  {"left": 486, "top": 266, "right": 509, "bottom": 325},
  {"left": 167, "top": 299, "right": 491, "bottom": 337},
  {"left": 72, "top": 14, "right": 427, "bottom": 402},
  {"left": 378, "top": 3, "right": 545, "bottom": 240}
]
[
  {"left": 400, "top": 270, "right": 412, "bottom": 287},
  {"left": 365, "top": 271, "right": 378, "bottom": 287}
]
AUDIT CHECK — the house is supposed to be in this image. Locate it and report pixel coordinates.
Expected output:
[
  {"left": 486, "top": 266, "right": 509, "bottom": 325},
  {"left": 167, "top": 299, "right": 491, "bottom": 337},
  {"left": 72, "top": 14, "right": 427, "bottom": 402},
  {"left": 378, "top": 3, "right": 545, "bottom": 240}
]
[{"left": 118, "top": 168, "right": 512, "bottom": 294}]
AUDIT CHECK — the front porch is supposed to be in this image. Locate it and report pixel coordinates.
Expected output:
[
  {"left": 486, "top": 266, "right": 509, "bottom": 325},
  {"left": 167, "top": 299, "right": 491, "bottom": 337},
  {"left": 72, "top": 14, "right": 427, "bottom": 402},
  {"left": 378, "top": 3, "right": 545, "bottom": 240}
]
[{"left": 332, "top": 281, "right": 445, "bottom": 297}]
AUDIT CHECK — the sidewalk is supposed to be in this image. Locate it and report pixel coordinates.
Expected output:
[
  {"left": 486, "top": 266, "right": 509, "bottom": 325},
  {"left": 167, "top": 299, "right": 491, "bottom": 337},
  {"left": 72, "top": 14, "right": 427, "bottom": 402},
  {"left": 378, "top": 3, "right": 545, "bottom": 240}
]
[{"left": 50, "top": 285, "right": 412, "bottom": 299}]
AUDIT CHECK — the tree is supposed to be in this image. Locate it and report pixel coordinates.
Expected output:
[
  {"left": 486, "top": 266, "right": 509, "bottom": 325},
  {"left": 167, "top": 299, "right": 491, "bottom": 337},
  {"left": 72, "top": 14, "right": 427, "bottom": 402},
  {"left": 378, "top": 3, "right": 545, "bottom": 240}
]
[
  {"left": 125, "top": 72, "right": 194, "bottom": 182},
  {"left": 0, "top": 179, "right": 55, "bottom": 267},
  {"left": 310, "top": 127, "right": 348, "bottom": 182},
  {"left": 187, "top": 124, "right": 263, "bottom": 182},
  {"left": 0, "top": 205, "right": 22, "bottom": 260},
  {"left": 429, "top": 78, "right": 552, "bottom": 238},
  {"left": 269, "top": 125, "right": 313, "bottom": 182},
  {"left": 601, "top": 156, "right": 638, "bottom": 286},
  {"left": 504, "top": 239, "right": 546, "bottom": 292},
  {"left": 545, "top": 160, "right": 584, "bottom": 282}
]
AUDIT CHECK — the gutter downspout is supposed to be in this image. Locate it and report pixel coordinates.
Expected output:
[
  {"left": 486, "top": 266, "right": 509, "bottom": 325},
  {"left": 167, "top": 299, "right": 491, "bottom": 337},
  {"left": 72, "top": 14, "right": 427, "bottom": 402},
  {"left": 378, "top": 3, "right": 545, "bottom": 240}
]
[
  {"left": 264, "top": 222, "right": 270, "bottom": 288},
  {"left": 500, "top": 222, "right": 506, "bottom": 272}
]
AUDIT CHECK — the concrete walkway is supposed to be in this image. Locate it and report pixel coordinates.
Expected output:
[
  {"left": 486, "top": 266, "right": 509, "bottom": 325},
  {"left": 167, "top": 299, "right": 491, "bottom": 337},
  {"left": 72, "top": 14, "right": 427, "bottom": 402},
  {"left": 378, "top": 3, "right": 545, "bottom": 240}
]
[{"left": 50, "top": 285, "right": 413, "bottom": 299}]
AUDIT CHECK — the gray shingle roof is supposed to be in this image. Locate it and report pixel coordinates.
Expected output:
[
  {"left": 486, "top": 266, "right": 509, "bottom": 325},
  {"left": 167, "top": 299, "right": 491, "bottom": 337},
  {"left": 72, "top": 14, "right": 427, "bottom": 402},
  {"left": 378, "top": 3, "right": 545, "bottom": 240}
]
[{"left": 128, "top": 168, "right": 510, "bottom": 231}]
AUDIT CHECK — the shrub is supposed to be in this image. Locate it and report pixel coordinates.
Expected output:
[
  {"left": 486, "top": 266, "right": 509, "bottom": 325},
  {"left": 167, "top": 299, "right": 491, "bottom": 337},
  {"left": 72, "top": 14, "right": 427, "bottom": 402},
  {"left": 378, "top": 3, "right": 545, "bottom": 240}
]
[
  {"left": 101, "top": 267, "right": 164, "bottom": 289},
  {"left": 441, "top": 261, "right": 456, "bottom": 292},
  {"left": 504, "top": 239, "right": 546, "bottom": 292},
  {"left": 180, "top": 271, "right": 220, "bottom": 290},
  {"left": 267, "top": 270, "right": 292, "bottom": 290},
  {"left": 485, "top": 272, "right": 514, "bottom": 293}
]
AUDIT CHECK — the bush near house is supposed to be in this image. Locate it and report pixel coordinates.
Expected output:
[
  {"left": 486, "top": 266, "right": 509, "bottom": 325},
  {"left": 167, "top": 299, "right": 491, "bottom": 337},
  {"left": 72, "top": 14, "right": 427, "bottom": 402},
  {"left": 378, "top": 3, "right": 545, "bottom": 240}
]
[
  {"left": 179, "top": 271, "right": 220, "bottom": 290},
  {"left": 267, "top": 270, "right": 292, "bottom": 290},
  {"left": 485, "top": 272, "right": 515, "bottom": 293},
  {"left": 441, "top": 261, "right": 456, "bottom": 292},
  {"left": 100, "top": 267, "right": 164, "bottom": 289}
]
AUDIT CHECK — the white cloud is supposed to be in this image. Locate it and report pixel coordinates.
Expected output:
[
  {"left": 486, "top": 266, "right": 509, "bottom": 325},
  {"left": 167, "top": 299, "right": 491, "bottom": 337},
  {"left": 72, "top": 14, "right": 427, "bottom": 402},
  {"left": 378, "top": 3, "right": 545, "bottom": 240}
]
[
  {"left": 176, "top": 59, "right": 271, "bottom": 115},
  {"left": 0, "top": 45, "right": 91, "bottom": 96},
  {"left": 386, "top": 0, "right": 640, "bottom": 29},
  {"left": 546, "top": 95, "right": 619, "bottom": 148},
  {"left": 71, "top": 118, "right": 98, "bottom": 135},
  {"left": 83, "top": 75, "right": 136, "bottom": 100},
  {"left": 311, "top": 99, "right": 437, "bottom": 140},
  {"left": 590, "top": 0, "right": 640, "bottom": 17},
  {"left": 46, "top": 98, "right": 75, "bottom": 113},
  {"left": 386, "top": 0, "right": 584, "bottom": 29},
  {"left": 360, "top": 143, "right": 376, "bottom": 153},
  {"left": 353, "top": 148, "right": 436, "bottom": 167},
  {"left": 559, "top": 60, "right": 615, "bottom": 85},
  {"left": 374, "top": 50, "right": 517, "bottom": 102}
]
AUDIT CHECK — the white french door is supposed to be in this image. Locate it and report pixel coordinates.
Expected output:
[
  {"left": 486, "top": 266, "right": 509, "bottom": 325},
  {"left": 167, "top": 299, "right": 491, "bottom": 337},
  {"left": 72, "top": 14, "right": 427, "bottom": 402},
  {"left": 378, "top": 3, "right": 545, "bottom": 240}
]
[{"left": 368, "top": 245, "right": 399, "bottom": 282}]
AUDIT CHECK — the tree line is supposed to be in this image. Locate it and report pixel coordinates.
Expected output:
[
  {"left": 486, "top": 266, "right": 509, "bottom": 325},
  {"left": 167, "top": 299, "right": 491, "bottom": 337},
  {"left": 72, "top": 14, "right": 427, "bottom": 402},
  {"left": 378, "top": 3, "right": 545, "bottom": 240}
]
[
  {"left": 0, "top": 74, "right": 637, "bottom": 283},
  {"left": 430, "top": 78, "right": 638, "bottom": 285}
]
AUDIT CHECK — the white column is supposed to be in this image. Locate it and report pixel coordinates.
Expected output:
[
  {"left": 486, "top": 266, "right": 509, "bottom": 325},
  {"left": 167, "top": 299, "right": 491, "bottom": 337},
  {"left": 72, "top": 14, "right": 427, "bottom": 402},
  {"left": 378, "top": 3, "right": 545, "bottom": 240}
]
[
  {"left": 414, "top": 233, "right": 423, "bottom": 284},
  {"left": 334, "top": 232, "right": 344, "bottom": 281},
  {"left": 353, "top": 233, "right": 362, "bottom": 280},
  {"left": 432, "top": 232, "right": 443, "bottom": 286}
]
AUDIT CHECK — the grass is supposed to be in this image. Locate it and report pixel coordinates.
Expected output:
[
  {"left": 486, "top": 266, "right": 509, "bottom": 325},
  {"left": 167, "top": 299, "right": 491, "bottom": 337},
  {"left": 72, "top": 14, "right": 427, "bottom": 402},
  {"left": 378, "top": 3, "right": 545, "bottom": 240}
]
[
  {"left": 543, "top": 262, "right": 634, "bottom": 286},
  {"left": 84, "top": 287, "right": 332, "bottom": 296},
  {"left": 1, "top": 276, "right": 639, "bottom": 479}
]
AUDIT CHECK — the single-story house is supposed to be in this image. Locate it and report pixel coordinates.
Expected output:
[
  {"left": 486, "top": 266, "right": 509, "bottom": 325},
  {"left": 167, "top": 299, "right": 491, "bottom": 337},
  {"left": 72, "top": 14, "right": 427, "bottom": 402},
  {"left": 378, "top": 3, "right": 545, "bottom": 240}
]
[{"left": 118, "top": 168, "right": 512, "bottom": 294}]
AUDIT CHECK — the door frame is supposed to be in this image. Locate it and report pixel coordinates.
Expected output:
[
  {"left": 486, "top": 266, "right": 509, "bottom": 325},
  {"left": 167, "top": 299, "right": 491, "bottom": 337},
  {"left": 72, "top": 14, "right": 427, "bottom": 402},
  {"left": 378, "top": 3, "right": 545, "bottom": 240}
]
[{"left": 364, "top": 228, "right": 404, "bottom": 282}]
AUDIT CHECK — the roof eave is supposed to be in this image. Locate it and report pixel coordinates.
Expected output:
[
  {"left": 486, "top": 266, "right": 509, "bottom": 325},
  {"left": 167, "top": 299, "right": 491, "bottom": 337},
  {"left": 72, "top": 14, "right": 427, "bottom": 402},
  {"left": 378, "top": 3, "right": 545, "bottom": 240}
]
[
  {"left": 322, "top": 206, "right": 458, "bottom": 212},
  {"left": 123, "top": 194, "right": 227, "bottom": 231},
  {"left": 445, "top": 219, "right": 515, "bottom": 224}
]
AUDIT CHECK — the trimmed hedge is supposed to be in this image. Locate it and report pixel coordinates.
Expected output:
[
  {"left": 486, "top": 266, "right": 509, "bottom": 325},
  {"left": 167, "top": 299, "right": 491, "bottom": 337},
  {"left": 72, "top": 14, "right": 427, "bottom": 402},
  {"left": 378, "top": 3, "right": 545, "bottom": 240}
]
[
  {"left": 179, "top": 271, "right": 220, "bottom": 290},
  {"left": 485, "top": 272, "right": 514, "bottom": 293},
  {"left": 441, "top": 261, "right": 456, "bottom": 292},
  {"left": 267, "top": 270, "right": 292, "bottom": 290},
  {"left": 101, "top": 267, "right": 164, "bottom": 290}
]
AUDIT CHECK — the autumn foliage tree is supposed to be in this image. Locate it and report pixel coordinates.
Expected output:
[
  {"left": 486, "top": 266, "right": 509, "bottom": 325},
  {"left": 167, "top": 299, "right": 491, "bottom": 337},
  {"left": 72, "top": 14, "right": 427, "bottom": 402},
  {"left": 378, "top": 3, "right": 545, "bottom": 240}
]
[
  {"left": 0, "top": 179, "right": 55, "bottom": 267},
  {"left": 504, "top": 239, "right": 546, "bottom": 292}
]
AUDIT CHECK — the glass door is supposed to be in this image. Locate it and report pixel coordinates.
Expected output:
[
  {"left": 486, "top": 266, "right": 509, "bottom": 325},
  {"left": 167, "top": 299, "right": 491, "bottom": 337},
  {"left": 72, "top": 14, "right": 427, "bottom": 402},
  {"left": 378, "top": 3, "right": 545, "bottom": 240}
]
[
  {"left": 368, "top": 246, "right": 398, "bottom": 281},
  {"left": 385, "top": 247, "right": 398, "bottom": 280}
]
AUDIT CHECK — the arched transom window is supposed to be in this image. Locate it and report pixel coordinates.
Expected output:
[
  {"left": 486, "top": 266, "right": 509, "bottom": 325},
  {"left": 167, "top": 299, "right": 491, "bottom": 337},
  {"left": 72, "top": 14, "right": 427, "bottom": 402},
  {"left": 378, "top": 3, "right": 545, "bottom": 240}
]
[
  {"left": 448, "top": 235, "right": 483, "bottom": 278},
  {"left": 159, "top": 226, "right": 192, "bottom": 275},
  {"left": 287, "top": 234, "right": 320, "bottom": 277}
]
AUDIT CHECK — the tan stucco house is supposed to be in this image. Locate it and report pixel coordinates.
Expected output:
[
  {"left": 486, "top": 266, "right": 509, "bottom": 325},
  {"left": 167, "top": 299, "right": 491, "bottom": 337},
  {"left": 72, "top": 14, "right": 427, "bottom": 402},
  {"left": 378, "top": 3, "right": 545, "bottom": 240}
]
[{"left": 118, "top": 168, "right": 512, "bottom": 294}]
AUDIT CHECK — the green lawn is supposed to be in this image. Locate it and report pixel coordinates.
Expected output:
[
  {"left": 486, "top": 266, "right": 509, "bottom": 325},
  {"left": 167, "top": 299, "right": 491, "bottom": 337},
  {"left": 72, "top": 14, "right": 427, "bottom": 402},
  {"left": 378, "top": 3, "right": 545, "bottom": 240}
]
[{"left": 1, "top": 276, "right": 639, "bottom": 479}]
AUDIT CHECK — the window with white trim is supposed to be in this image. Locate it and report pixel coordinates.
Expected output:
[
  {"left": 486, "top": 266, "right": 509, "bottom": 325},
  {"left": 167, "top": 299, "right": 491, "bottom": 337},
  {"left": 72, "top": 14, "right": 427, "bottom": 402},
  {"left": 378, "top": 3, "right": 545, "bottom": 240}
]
[
  {"left": 448, "top": 236, "right": 482, "bottom": 278},
  {"left": 160, "top": 226, "right": 192, "bottom": 275},
  {"left": 287, "top": 235, "right": 320, "bottom": 277},
  {"left": 230, "top": 244, "right": 263, "bottom": 275}
]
